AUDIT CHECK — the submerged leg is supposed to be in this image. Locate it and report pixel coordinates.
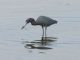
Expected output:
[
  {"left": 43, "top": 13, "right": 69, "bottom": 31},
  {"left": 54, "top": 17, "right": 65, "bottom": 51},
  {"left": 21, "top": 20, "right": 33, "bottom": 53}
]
[{"left": 44, "top": 27, "right": 47, "bottom": 38}]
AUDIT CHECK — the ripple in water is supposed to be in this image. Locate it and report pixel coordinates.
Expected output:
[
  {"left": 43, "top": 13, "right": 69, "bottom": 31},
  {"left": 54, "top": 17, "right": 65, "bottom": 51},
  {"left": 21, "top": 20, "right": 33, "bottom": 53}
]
[{"left": 23, "top": 37, "right": 57, "bottom": 50}]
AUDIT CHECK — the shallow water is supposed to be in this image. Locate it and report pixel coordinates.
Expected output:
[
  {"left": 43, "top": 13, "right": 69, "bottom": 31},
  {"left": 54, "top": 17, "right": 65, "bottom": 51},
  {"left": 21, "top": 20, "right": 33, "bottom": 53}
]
[{"left": 0, "top": 0, "right": 80, "bottom": 60}]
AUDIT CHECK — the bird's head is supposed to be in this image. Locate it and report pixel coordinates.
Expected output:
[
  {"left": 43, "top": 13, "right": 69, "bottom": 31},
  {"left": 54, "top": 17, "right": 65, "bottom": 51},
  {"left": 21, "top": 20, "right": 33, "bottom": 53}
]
[
  {"left": 54, "top": 20, "right": 58, "bottom": 24},
  {"left": 26, "top": 18, "right": 34, "bottom": 23},
  {"left": 21, "top": 18, "right": 34, "bottom": 29}
]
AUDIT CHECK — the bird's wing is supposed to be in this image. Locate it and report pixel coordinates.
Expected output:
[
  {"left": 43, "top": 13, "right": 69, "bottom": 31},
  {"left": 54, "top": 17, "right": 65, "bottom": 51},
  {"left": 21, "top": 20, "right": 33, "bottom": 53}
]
[{"left": 36, "top": 16, "right": 56, "bottom": 26}]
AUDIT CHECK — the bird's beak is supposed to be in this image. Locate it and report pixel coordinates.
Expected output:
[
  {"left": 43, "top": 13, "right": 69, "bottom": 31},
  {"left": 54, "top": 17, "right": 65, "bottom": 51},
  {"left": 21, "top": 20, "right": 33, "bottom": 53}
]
[{"left": 21, "top": 23, "right": 27, "bottom": 30}]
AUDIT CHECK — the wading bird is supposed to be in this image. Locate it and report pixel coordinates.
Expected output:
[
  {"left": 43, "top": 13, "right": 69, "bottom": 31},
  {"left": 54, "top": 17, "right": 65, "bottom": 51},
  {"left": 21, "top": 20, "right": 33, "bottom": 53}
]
[{"left": 21, "top": 16, "right": 57, "bottom": 38}]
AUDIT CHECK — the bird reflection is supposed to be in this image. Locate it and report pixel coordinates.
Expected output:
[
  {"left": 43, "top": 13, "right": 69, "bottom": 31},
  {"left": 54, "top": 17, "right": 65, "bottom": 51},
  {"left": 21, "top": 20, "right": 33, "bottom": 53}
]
[{"left": 24, "top": 37, "right": 57, "bottom": 50}]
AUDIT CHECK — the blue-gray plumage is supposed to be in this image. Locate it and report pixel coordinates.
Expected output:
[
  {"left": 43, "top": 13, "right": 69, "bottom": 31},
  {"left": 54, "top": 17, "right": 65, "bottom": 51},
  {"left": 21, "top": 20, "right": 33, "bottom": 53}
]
[
  {"left": 21, "top": 16, "right": 57, "bottom": 38},
  {"left": 36, "top": 16, "right": 57, "bottom": 26}
]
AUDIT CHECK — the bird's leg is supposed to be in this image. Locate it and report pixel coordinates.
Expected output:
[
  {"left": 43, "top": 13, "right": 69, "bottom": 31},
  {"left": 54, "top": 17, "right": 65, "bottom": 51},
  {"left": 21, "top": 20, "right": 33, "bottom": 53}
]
[
  {"left": 44, "top": 27, "right": 47, "bottom": 40},
  {"left": 42, "top": 26, "right": 45, "bottom": 40}
]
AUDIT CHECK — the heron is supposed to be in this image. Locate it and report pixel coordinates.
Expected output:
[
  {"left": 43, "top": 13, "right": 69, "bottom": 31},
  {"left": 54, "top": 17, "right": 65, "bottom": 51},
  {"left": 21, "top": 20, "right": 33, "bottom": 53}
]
[{"left": 21, "top": 16, "right": 57, "bottom": 38}]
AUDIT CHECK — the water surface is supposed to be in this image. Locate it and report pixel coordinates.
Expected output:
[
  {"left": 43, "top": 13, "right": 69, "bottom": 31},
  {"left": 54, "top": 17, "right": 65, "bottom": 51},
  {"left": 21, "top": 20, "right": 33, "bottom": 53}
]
[{"left": 0, "top": 0, "right": 80, "bottom": 60}]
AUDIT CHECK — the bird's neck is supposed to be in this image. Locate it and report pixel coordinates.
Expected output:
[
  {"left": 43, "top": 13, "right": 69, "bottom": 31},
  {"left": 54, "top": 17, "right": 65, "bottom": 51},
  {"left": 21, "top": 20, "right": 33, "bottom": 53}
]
[{"left": 30, "top": 20, "right": 37, "bottom": 25}]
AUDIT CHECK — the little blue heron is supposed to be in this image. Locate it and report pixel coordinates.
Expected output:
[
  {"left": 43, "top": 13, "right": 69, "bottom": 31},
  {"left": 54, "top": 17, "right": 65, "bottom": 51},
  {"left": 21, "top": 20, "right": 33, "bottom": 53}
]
[{"left": 21, "top": 16, "right": 57, "bottom": 38}]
